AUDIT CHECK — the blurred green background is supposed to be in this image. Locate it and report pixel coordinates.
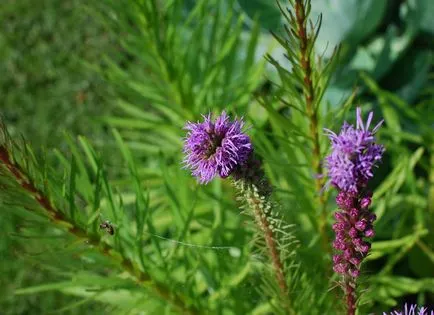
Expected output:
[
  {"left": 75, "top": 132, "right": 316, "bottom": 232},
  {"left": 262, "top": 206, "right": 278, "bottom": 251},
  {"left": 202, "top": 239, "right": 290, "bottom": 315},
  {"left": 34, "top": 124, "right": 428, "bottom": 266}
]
[{"left": 1, "top": 0, "right": 433, "bottom": 314}]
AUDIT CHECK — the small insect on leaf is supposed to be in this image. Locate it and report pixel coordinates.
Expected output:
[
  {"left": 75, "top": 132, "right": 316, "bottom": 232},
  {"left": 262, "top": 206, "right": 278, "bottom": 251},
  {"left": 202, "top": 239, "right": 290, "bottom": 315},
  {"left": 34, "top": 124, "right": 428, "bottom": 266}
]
[{"left": 99, "top": 220, "right": 115, "bottom": 235}]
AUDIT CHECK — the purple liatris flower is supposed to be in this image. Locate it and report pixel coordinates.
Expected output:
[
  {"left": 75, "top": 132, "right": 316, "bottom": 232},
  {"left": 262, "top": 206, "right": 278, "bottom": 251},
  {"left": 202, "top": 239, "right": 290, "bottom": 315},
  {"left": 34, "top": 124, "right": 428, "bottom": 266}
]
[
  {"left": 332, "top": 191, "right": 376, "bottom": 278},
  {"left": 183, "top": 112, "right": 290, "bottom": 306},
  {"left": 183, "top": 111, "right": 252, "bottom": 184},
  {"left": 325, "top": 107, "right": 384, "bottom": 194},
  {"left": 383, "top": 303, "right": 434, "bottom": 315},
  {"left": 325, "top": 108, "right": 384, "bottom": 315}
]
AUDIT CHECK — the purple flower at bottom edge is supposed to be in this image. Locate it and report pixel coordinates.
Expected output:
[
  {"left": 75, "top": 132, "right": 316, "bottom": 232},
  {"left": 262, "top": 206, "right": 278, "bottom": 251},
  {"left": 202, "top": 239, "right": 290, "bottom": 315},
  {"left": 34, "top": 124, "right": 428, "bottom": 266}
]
[
  {"left": 324, "top": 107, "right": 385, "bottom": 193},
  {"left": 183, "top": 111, "right": 252, "bottom": 184},
  {"left": 383, "top": 303, "right": 434, "bottom": 315}
]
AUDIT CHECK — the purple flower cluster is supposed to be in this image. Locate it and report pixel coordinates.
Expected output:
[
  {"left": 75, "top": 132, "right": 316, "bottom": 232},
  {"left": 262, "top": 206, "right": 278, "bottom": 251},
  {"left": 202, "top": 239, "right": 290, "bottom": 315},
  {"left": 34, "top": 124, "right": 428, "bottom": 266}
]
[
  {"left": 332, "top": 191, "right": 376, "bottom": 277},
  {"left": 183, "top": 111, "right": 252, "bottom": 183},
  {"left": 325, "top": 108, "right": 384, "bottom": 280},
  {"left": 384, "top": 303, "right": 434, "bottom": 315},
  {"left": 325, "top": 108, "right": 384, "bottom": 194}
]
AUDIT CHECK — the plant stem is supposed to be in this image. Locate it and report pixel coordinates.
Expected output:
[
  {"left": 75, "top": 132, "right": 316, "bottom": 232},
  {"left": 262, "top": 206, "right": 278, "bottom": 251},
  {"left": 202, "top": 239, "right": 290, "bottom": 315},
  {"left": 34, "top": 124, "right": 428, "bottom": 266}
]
[
  {"left": 253, "top": 197, "right": 288, "bottom": 296},
  {"left": 233, "top": 154, "right": 293, "bottom": 312},
  {"left": 0, "top": 146, "right": 198, "bottom": 315},
  {"left": 252, "top": 195, "right": 293, "bottom": 314},
  {"left": 345, "top": 278, "right": 356, "bottom": 315},
  {"left": 294, "top": 0, "right": 329, "bottom": 254},
  {"left": 236, "top": 177, "right": 291, "bottom": 313}
]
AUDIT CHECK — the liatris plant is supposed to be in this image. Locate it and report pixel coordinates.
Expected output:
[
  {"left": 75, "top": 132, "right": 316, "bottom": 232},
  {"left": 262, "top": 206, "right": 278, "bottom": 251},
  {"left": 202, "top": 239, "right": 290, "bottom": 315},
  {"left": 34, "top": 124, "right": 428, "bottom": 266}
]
[
  {"left": 183, "top": 111, "right": 295, "bottom": 312},
  {"left": 3, "top": 0, "right": 434, "bottom": 313},
  {"left": 325, "top": 107, "right": 385, "bottom": 315},
  {"left": 384, "top": 303, "right": 434, "bottom": 315}
]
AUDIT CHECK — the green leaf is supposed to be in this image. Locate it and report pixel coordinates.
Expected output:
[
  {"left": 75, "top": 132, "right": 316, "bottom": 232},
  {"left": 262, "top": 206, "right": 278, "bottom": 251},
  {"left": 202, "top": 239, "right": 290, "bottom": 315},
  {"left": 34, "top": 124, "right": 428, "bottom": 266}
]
[
  {"left": 15, "top": 273, "right": 132, "bottom": 295},
  {"left": 401, "top": 0, "right": 434, "bottom": 34},
  {"left": 368, "top": 229, "right": 428, "bottom": 260},
  {"left": 68, "top": 156, "right": 77, "bottom": 221},
  {"left": 311, "top": 0, "right": 387, "bottom": 56},
  {"left": 237, "top": 0, "right": 282, "bottom": 30},
  {"left": 381, "top": 49, "right": 433, "bottom": 103},
  {"left": 375, "top": 148, "right": 424, "bottom": 198}
]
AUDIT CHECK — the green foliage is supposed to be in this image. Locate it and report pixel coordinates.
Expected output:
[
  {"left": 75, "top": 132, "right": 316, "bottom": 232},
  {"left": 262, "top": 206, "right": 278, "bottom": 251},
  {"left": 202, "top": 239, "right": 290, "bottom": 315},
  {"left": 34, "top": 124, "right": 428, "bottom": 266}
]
[
  {"left": 356, "top": 73, "right": 434, "bottom": 312},
  {"left": 0, "top": 0, "right": 114, "bottom": 150},
  {"left": 0, "top": 0, "right": 433, "bottom": 314},
  {"left": 239, "top": 0, "right": 433, "bottom": 105},
  {"left": 93, "top": 0, "right": 265, "bottom": 161}
]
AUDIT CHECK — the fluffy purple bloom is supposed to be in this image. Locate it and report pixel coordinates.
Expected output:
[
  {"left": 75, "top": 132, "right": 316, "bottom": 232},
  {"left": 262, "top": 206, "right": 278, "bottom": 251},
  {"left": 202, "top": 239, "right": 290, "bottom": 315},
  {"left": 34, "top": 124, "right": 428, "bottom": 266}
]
[
  {"left": 383, "top": 303, "right": 434, "bottom": 315},
  {"left": 325, "top": 108, "right": 384, "bottom": 193},
  {"left": 325, "top": 108, "right": 385, "bottom": 314},
  {"left": 183, "top": 111, "right": 252, "bottom": 183}
]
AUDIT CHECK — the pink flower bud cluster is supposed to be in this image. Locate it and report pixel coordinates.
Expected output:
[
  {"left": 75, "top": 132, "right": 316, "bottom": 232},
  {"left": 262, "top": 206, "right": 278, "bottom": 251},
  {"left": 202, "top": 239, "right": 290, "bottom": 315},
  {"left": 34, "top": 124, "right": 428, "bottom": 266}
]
[{"left": 332, "top": 191, "right": 376, "bottom": 278}]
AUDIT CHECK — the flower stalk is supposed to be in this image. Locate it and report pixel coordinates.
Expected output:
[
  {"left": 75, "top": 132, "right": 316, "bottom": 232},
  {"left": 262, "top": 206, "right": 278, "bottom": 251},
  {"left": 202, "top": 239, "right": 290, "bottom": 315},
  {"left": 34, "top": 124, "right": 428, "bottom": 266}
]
[
  {"left": 233, "top": 155, "right": 291, "bottom": 310},
  {"left": 332, "top": 190, "right": 376, "bottom": 315},
  {"left": 292, "top": 0, "right": 329, "bottom": 253},
  {"left": 325, "top": 108, "right": 384, "bottom": 315},
  {"left": 183, "top": 112, "right": 292, "bottom": 312}
]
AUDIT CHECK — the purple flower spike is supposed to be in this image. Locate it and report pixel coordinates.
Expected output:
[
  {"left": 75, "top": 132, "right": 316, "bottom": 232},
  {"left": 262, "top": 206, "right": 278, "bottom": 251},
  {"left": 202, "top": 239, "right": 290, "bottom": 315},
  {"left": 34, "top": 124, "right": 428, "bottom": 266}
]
[
  {"left": 325, "top": 108, "right": 384, "bottom": 275},
  {"left": 183, "top": 111, "right": 252, "bottom": 184},
  {"left": 383, "top": 303, "right": 434, "bottom": 315},
  {"left": 325, "top": 107, "right": 384, "bottom": 193},
  {"left": 325, "top": 108, "right": 385, "bottom": 315}
]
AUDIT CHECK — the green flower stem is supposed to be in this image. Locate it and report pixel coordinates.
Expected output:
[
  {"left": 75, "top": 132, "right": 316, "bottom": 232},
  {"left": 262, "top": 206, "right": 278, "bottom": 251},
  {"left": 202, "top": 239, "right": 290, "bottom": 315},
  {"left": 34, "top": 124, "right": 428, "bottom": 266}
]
[
  {"left": 294, "top": 0, "right": 330, "bottom": 254},
  {"left": 234, "top": 174, "right": 292, "bottom": 313},
  {"left": 0, "top": 145, "right": 198, "bottom": 315}
]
